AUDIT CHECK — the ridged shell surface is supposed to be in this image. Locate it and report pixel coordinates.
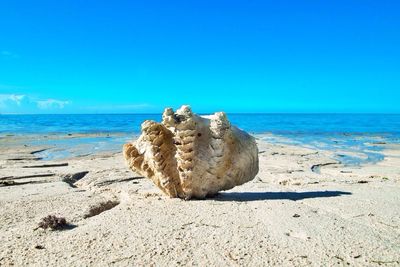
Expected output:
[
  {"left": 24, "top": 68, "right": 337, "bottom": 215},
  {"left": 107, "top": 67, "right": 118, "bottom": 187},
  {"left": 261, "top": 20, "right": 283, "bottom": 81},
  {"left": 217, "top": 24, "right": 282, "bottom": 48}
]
[{"left": 123, "top": 105, "right": 259, "bottom": 199}]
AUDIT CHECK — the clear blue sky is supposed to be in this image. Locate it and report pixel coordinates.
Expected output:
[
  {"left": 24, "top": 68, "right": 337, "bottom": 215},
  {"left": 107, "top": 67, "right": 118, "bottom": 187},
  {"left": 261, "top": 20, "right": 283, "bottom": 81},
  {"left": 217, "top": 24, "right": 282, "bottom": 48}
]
[{"left": 0, "top": 0, "right": 399, "bottom": 114}]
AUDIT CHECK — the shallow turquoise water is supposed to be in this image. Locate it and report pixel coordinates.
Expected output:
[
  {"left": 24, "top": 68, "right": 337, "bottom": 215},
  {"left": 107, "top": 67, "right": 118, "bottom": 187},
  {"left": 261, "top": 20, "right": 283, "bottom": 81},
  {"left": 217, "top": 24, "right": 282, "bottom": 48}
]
[{"left": 1, "top": 113, "right": 400, "bottom": 135}]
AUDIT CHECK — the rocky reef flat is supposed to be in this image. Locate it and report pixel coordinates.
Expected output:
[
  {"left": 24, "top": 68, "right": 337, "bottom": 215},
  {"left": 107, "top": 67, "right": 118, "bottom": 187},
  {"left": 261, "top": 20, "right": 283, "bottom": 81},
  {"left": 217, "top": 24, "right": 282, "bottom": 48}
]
[{"left": 0, "top": 135, "right": 399, "bottom": 266}]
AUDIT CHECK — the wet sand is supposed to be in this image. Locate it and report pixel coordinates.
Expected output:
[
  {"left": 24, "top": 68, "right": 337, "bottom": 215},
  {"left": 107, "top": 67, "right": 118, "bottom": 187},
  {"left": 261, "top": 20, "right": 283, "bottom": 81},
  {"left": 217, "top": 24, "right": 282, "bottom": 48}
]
[{"left": 0, "top": 136, "right": 399, "bottom": 266}]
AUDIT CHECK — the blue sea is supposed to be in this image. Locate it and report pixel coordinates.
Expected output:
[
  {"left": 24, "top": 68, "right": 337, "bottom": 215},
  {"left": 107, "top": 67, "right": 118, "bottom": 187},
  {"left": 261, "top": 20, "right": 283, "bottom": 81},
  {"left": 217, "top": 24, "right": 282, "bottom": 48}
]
[{"left": 1, "top": 114, "right": 400, "bottom": 164}]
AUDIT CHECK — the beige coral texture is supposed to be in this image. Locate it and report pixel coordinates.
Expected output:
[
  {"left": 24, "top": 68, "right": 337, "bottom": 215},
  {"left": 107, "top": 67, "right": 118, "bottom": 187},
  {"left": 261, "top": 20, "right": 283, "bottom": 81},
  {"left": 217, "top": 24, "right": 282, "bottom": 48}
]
[{"left": 123, "top": 105, "right": 259, "bottom": 199}]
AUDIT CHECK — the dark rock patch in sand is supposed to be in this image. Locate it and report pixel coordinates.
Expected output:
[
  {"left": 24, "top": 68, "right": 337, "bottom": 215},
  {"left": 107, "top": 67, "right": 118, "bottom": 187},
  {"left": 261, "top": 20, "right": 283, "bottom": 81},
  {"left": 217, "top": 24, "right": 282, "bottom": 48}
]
[{"left": 62, "top": 171, "right": 89, "bottom": 187}]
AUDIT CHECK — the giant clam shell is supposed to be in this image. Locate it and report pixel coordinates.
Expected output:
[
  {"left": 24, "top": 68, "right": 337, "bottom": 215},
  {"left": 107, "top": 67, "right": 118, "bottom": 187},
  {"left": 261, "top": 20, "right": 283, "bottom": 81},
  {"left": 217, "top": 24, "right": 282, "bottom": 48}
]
[{"left": 123, "top": 105, "right": 259, "bottom": 199}]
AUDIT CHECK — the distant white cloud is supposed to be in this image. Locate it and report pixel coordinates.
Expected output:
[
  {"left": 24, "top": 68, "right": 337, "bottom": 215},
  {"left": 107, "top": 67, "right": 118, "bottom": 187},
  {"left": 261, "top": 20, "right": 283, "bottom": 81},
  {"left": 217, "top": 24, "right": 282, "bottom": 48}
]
[
  {"left": 0, "top": 94, "right": 70, "bottom": 113},
  {"left": 0, "top": 94, "right": 26, "bottom": 106},
  {"left": 1, "top": 50, "right": 19, "bottom": 58},
  {"left": 37, "top": 99, "right": 70, "bottom": 109}
]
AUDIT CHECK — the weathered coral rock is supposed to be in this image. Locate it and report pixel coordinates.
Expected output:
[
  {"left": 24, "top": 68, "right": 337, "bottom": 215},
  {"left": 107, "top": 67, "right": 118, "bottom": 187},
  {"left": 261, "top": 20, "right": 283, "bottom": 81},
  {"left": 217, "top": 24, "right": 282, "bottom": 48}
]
[{"left": 123, "top": 105, "right": 259, "bottom": 199}]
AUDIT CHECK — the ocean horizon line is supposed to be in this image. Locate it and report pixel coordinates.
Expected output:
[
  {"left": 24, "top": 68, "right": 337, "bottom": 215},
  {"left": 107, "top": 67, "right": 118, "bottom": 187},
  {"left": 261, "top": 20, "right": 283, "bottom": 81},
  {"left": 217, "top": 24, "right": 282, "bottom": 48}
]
[{"left": 2, "top": 112, "right": 400, "bottom": 116}]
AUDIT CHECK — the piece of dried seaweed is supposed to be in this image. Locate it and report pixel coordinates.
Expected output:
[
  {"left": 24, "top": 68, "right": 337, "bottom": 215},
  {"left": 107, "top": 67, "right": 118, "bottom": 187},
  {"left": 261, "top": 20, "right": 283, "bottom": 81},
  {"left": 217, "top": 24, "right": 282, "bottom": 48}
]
[{"left": 38, "top": 215, "right": 67, "bottom": 230}]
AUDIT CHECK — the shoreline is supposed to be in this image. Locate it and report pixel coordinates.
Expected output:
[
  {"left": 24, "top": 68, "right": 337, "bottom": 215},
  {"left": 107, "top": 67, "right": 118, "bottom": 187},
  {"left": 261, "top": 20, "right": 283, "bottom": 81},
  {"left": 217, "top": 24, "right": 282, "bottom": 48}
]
[{"left": 1, "top": 131, "right": 398, "bottom": 165}]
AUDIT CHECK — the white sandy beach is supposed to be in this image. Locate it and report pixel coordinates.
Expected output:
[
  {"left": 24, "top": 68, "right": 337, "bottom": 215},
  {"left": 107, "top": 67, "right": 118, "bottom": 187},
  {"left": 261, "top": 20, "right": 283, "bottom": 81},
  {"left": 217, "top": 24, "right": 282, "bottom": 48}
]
[{"left": 0, "top": 136, "right": 399, "bottom": 266}]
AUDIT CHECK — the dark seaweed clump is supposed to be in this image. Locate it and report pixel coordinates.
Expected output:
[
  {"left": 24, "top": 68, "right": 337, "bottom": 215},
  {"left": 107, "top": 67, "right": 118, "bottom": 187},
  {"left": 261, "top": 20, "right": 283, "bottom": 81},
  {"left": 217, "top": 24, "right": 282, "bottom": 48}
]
[{"left": 38, "top": 215, "right": 67, "bottom": 230}]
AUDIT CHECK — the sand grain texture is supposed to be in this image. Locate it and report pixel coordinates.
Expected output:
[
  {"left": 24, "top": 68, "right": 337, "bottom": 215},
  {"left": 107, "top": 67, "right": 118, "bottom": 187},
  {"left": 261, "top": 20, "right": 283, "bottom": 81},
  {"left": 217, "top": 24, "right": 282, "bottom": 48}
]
[{"left": 1, "top": 139, "right": 399, "bottom": 266}]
